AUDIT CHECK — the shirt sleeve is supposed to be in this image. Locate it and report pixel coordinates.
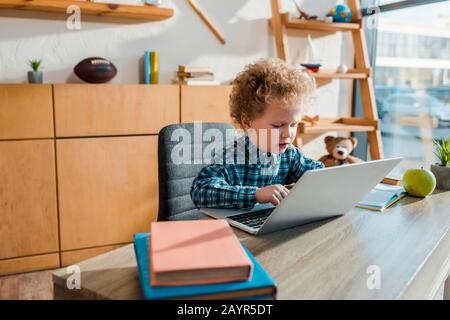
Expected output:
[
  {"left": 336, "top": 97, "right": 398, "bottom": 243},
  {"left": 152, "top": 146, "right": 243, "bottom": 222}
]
[
  {"left": 190, "top": 165, "right": 258, "bottom": 209},
  {"left": 285, "top": 147, "right": 325, "bottom": 184}
]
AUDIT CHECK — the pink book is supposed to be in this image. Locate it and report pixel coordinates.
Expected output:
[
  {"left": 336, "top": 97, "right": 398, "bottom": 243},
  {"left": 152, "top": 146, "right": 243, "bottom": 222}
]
[{"left": 150, "top": 219, "right": 253, "bottom": 286}]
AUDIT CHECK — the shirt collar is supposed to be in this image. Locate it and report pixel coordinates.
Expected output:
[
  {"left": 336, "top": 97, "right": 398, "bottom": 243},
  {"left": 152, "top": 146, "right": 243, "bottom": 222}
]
[{"left": 240, "top": 134, "right": 280, "bottom": 165}]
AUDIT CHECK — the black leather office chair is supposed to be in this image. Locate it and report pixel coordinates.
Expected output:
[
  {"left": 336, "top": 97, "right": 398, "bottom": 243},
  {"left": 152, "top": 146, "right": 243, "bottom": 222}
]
[{"left": 157, "top": 122, "right": 235, "bottom": 221}]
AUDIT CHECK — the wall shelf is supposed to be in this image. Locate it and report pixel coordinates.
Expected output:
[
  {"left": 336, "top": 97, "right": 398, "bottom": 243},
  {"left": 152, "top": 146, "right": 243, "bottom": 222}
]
[
  {"left": 0, "top": 0, "right": 174, "bottom": 21},
  {"left": 309, "top": 68, "right": 369, "bottom": 80},
  {"left": 299, "top": 117, "right": 378, "bottom": 134},
  {"left": 281, "top": 13, "right": 360, "bottom": 33}
]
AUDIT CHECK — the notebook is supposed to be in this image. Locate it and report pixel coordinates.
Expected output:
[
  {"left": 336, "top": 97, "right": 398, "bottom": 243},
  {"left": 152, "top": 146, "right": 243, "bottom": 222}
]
[
  {"left": 356, "top": 184, "right": 406, "bottom": 212},
  {"left": 134, "top": 233, "right": 277, "bottom": 300},
  {"left": 150, "top": 220, "right": 252, "bottom": 286}
]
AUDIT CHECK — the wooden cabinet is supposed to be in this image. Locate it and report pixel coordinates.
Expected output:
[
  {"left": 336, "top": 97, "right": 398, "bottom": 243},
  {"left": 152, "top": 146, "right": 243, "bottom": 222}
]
[
  {"left": 0, "top": 84, "right": 233, "bottom": 275},
  {"left": 54, "top": 84, "right": 179, "bottom": 137},
  {"left": 0, "top": 84, "right": 54, "bottom": 140},
  {"left": 0, "top": 140, "right": 59, "bottom": 261},
  {"left": 181, "top": 85, "right": 233, "bottom": 124},
  {"left": 57, "top": 136, "right": 158, "bottom": 251}
]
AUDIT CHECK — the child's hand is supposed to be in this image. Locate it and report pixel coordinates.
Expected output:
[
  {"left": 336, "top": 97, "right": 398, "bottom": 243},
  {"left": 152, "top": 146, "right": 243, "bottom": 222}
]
[{"left": 255, "top": 184, "right": 290, "bottom": 206}]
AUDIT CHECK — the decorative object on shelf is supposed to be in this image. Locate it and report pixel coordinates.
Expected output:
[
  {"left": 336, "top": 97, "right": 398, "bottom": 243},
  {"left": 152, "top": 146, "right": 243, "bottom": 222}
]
[
  {"left": 91, "top": 0, "right": 143, "bottom": 5},
  {"left": 300, "top": 63, "right": 321, "bottom": 73},
  {"left": 174, "top": 65, "right": 219, "bottom": 85},
  {"left": 74, "top": 57, "right": 117, "bottom": 83},
  {"left": 143, "top": 0, "right": 162, "bottom": 6},
  {"left": 144, "top": 51, "right": 151, "bottom": 84},
  {"left": 430, "top": 137, "right": 450, "bottom": 190},
  {"left": 296, "top": 34, "right": 322, "bottom": 72},
  {"left": 292, "top": 0, "right": 317, "bottom": 20},
  {"left": 144, "top": 51, "right": 159, "bottom": 84},
  {"left": 302, "top": 115, "right": 320, "bottom": 126},
  {"left": 150, "top": 51, "right": 159, "bottom": 84},
  {"left": 27, "top": 59, "right": 43, "bottom": 84},
  {"left": 327, "top": 3, "right": 352, "bottom": 23},
  {"left": 324, "top": 16, "right": 334, "bottom": 23},
  {"left": 290, "top": 0, "right": 337, "bottom": 20},
  {"left": 402, "top": 168, "right": 436, "bottom": 197},
  {"left": 318, "top": 136, "right": 363, "bottom": 167},
  {"left": 336, "top": 63, "right": 348, "bottom": 73},
  {"left": 187, "top": 0, "right": 226, "bottom": 45}
]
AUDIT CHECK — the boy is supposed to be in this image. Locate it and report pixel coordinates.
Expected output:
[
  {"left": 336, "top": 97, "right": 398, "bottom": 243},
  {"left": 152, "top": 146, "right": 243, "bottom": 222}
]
[{"left": 190, "top": 58, "right": 324, "bottom": 209}]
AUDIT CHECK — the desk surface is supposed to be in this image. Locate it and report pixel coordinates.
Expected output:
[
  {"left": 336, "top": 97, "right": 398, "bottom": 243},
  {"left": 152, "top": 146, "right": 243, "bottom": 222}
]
[{"left": 53, "top": 190, "right": 450, "bottom": 300}]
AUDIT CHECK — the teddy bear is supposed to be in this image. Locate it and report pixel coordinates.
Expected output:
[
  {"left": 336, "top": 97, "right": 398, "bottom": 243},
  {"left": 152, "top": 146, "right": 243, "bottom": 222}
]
[{"left": 319, "top": 136, "right": 364, "bottom": 167}]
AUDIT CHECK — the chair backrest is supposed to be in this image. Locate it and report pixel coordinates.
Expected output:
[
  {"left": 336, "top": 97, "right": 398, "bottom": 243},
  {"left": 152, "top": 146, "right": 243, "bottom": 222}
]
[{"left": 157, "top": 122, "right": 235, "bottom": 221}]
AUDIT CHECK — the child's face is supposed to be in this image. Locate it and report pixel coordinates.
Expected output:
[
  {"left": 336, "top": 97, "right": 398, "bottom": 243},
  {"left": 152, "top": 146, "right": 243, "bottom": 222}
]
[{"left": 242, "top": 101, "right": 302, "bottom": 154}]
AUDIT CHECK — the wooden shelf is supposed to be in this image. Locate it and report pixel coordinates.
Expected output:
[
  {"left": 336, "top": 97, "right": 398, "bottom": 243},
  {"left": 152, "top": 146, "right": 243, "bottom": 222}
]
[
  {"left": 0, "top": 0, "right": 174, "bottom": 21},
  {"left": 308, "top": 68, "right": 370, "bottom": 80},
  {"left": 299, "top": 117, "right": 378, "bottom": 134},
  {"left": 281, "top": 13, "right": 360, "bottom": 32}
]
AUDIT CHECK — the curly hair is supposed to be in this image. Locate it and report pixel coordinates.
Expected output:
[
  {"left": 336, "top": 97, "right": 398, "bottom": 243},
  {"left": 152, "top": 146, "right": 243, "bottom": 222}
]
[{"left": 229, "top": 58, "right": 315, "bottom": 126}]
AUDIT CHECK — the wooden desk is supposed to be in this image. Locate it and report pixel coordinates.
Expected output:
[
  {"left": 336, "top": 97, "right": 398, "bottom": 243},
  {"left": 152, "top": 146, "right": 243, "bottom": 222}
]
[{"left": 53, "top": 190, "right": 450, "bottom": 300}]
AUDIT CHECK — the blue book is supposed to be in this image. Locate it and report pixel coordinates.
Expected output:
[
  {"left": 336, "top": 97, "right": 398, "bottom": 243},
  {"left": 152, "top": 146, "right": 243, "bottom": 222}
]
[
  {"left": 144, "top": 51, "right": 150, "bottom": 84},
  {"left": 356, "top": 184, "right": 406, "bottom": 212},
  {"left": 134, "top": 233, "right": 276, "bottom": 300}
]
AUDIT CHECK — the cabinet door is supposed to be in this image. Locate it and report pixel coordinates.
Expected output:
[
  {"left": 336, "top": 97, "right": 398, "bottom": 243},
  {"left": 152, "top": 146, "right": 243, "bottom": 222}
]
[
  {"left": 181, "top": 85, "right": 233, "bottom": 124},
  {"left": 57, "top": 136, "right": 158, "bottom": 251},
  {"left": 0, "top": 140, "right": 59, "bottom": 260},
  {"left": 54, "top": 84, "right": 179, "bottom": 137},
  {"left": 0, "top": 84, "right": 54, "bottom": 140}
]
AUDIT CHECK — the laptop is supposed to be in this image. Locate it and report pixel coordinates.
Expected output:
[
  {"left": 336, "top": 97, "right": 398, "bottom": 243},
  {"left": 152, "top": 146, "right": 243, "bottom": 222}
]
[{"left": 201, "top": 157, "right": 403, "bottom": 235}]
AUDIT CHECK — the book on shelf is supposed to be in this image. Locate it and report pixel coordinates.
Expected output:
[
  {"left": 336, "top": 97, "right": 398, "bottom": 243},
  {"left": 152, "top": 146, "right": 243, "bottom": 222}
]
[
  {"left": 150, "top": 51, "right": 159, "bottom": 84},
  {"left": 134, "top": 233, "right": 277, "bottom": 300},
  {"left": 178, "top": 65, "right": 212, "bottom": 73},
  {"left": 177, "top": 71, "right": 214, "bottom": 78},
  {"left": 144, "top": 51, "right": 150, "bottom": 84},
  {"left": 143, "top": 51, "right": 159, "bottom": 84},
  {"left": 177, "top": 73, "right": 215, "bottom": 81},
  {"left": 356, "top": 184, "right": 406, "bottom": 212},
  {"left": 174, "top": 79, "right": 221, "bottom": 86},
  {"left": 150, "top": 220, "right": 252, "bottom": 286}
]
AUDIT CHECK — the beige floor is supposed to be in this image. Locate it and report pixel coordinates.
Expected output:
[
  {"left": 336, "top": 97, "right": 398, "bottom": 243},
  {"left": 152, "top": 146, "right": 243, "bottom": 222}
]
[{"left": 0, "top": 270, "right": 54, "bottom": 300}]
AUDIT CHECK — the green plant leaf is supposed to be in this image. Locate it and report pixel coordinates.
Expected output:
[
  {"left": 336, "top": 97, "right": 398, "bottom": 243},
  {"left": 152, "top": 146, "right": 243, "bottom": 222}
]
[
  {"left": 28, "top": 59, "right": 42, "bottom": 72},
  {"left": 433, "top": 136, "right": 450, "bottom": 166}
]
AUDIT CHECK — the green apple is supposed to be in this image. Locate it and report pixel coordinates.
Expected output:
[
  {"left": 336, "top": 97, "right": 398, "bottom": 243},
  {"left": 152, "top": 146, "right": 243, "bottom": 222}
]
[{"left": 402, "top": 168, "right": 436, "bottom": 197}]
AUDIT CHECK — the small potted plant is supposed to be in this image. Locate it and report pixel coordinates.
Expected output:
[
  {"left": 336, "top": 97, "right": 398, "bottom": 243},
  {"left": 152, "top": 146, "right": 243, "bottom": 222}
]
[
  {"left": 28, "top": 59, "right": 43, "bottom": 83},
  {"left": 430, "top": 137, "right": 450, "bottom": 190}
]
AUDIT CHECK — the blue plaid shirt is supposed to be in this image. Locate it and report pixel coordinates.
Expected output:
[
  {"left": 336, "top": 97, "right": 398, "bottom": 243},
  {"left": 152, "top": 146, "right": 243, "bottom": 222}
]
[{"left": 190, "top": 135, "right": 324, "bottom": 209}]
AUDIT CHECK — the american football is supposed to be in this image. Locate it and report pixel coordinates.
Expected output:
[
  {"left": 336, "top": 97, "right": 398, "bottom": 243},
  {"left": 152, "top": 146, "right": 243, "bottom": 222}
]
[{"left": 74, "top": 57, "right": 117, "bottom": 83}]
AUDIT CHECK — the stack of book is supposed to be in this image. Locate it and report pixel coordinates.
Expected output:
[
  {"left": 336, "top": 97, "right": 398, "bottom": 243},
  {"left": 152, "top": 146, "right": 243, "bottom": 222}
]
[
  {"left": 134, "top": 220, "right": 276, "bottom": 299},
  {"left": 174, "top": 65, "right": 219, "bottom": 85}
]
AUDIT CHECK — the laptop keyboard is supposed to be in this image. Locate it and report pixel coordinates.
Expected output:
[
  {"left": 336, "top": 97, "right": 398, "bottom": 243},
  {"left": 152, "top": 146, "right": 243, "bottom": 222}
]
[{"left": 227, "top": 208, "right": 275, "bottom": 229}]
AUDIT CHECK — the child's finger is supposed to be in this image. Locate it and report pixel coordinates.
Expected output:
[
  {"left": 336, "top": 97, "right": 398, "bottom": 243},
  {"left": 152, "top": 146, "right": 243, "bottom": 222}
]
[
  {"left": 280, "top": 188, "right": 289, "bottom": 198},
  {"left": 271, "top": 194, "right": 281, "bottom": 206},
  {"left": 274, "top": 191, "right": 284, "bottom": 202}
]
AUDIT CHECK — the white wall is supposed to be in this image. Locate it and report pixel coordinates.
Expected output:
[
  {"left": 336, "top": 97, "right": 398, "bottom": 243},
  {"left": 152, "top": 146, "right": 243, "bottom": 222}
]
[{"left": 0, "top": 0, "right": 354, "bottom": 157}]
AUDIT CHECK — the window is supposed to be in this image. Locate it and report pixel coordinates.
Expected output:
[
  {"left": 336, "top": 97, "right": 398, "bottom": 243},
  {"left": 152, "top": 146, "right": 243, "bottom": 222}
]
[{"left": 373, "top": 0, "right": 450, "bottom": 167}]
